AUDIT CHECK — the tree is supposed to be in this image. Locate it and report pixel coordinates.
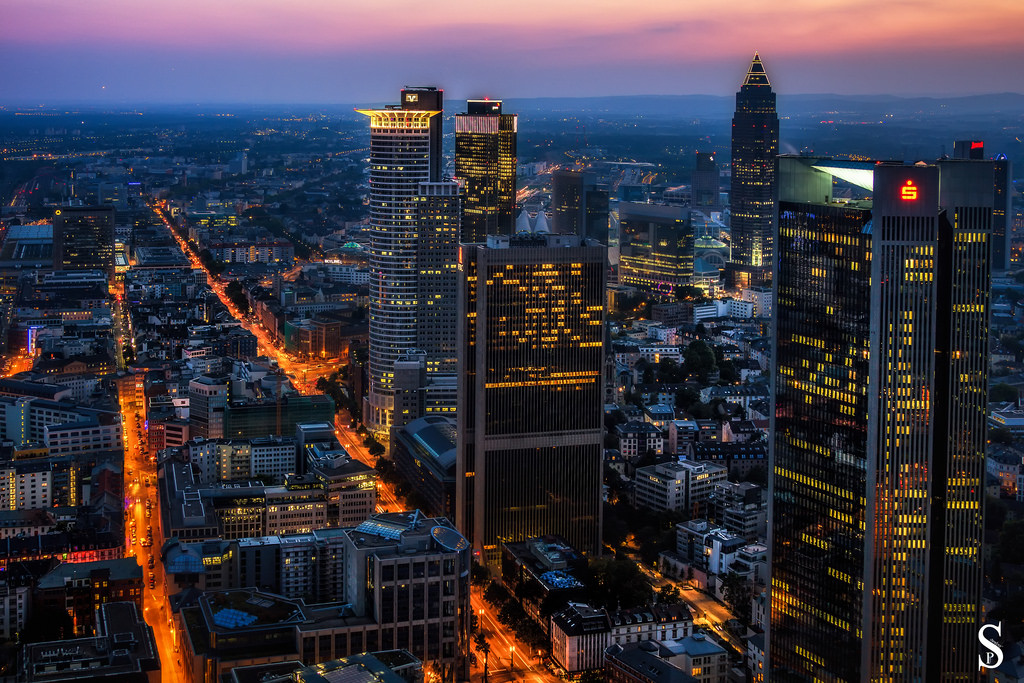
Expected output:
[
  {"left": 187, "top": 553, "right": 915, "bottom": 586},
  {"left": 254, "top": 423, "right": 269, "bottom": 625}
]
[
  {"left": 657, "top": 584, "right": 683, "bottom": 604},
  {"left": 582, "top": 558, "right": 652, "bottom": 611},
  {"left": 657, "top": 358, "right": 686, "bottom": 383},
  {"left": 992, "top": 383, "right": 1019, "bottom": 403},
  {"left": 224, "top": 280, "right": 250, "bottom": 315},
  {"left": 471, "top": 562, "right": 490, "bottom": 586},
  {"left": 721, "top": 572, "right": 753, "bottom": 624},
  {"left": 474, "top": 631, "right": 491, "bottom": 680},
  {"left": 674, "top": 285, "right": 706, "bottom": 301},
  {"left": 684, "top": 340, "right": 717, "bottom": 383}
]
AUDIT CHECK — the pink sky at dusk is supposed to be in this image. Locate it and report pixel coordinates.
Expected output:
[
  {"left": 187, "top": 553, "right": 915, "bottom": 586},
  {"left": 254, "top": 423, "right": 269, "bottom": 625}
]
[{"left": 2, "top": 0, "right": 1022, "bottom": 102}]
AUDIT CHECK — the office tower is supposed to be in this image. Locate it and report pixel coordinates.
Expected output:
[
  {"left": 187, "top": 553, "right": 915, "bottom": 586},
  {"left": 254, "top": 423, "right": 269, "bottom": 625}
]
[
  {"left": 692, "top": 152, "right": 719, "bottom": 210},
  {"left": 52, "top": 205, "right": 115, "bottom": 277},
  {"left": 456, "top": 234, "right": 606, "bottom": 566},
  {"left": 358, "top": 87, "right": 454, "bottom": 438},
  {"left": 552, "top": 170, "right": 610, "bottom": 243},
  {"left": 955, "top": 140, "right": 1013, "bottom": 271},
  {"left": 454, "top": 99, "right": 518, "bottom": 243},
  {"left": 953, "top": 139, "right": 985, "bottom": 160},
  {"left": 617, "top": 202, "right": 694, "bottom": 293},
  {"left": 769, "top": 157, "right": 994, "bottom": 680},
  {"left": 188, "top": 375, "right": 230, "bottom": 439},
  {"left": 728, "top": 53, "right": 778, "bottom": 288},
  {"left": 416, "top": 181, "right": 462, "bottom": 375},
  {"left": 994, "top": 154, "right": 1012, "bottom": 271}
]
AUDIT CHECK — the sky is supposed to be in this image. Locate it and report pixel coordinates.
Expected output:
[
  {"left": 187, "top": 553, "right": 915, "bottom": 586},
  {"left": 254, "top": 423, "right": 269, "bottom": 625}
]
[{"left": 2, "top": 0, "right": 1023, "bottom": 104}]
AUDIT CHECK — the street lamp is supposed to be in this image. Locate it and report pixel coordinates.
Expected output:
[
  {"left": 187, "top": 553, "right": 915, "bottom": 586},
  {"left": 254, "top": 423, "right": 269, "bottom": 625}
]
[{"left": 509, "top": 645, "right": 515, "bottom": 674}]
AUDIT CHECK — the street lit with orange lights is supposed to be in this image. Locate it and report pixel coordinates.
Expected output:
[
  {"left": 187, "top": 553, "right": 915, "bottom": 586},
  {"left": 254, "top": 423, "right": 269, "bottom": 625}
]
[
  {"left": 147, "top": 201, "right": 555, "bottom": 679},
  {"left": 152, "top": 201, "right": 403, "bottom": 514},
  {"left": 119, "top": 386, "right": 183, "bottom": 682},
  {"left": 470, "top": 588, "right": 558, "bottom": 683}
]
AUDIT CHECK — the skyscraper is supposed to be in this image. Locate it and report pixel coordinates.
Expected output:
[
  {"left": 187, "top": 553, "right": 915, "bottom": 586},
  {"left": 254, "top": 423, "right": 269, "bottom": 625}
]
[
  {"left": 692, "top": 152, "right": 719, "bottom": 210},
  {"left": 728, "top": 53, "right": 778, "bottom": 288},
  {"left": 551, "top": 170, "right": 610, "bottom": 243},
  {"left": 454, "top": 99, "right": 517, "bottom": 243},
  {"left": 456, "top": 234, "right": 606, "bottom": 566},
  {"left": 415, "top": 181, "right": 462, "bottom": 376},
  {"left": 358, "top": 87, "right": 456, "bottom": 438},
  {"left": 617, "top": 202, "right": 694, "bottom": 294},
  {"left": 954, "top": 140, "right": 1012, "bottom": 270},
  {"left": 52, "top": 205, "right": 116, "bottom": 277},
  {"left": 769, "top": 157, "right": 993, "bottom": 680}
]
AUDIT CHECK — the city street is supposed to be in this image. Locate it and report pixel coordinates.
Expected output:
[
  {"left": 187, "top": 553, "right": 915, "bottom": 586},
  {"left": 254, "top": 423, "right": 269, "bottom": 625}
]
[
  {"left": 152, "top": 202, "right": 551, "bottom": 678},
  {"left": 470, "top": 589, "right": 558, "bottom": 683},
  {"left": 637, "top": 562, "right": 743, "bottom": 652},
  {"left": 119, "top": 389, "right": 183, "bottom": 682}
]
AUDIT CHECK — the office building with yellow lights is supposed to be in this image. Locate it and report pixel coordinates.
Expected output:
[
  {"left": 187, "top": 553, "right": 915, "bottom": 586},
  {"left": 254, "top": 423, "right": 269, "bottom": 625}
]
[
  {"left": 456, "top": 234, "right": 606, "bottom": 565},
  {"left": 52, "top": 205, "right": 116, "bottom": 279},
  {"left": 454, "top": 99, "right": 517, "bottom": 243},
  {"left": 617, "top": 202, "right": 695, "bottom": 294},
  {"left": 769, "top": 156, "right": 995, "bottom": 681}
]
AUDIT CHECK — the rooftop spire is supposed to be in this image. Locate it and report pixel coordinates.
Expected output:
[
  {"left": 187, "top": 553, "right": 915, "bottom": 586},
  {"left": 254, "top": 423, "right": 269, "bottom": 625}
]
[{"left": 742, "top": 52, "right": 771, "bottom": 88}]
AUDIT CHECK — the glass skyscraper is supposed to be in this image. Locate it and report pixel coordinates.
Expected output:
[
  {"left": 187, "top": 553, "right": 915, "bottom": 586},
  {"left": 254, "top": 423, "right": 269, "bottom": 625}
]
[
  {"left": 53, "top": 205, "right": 116, "bottom": 278},
  {"left": 769, "top": 157, "right": 994, "bottom": 681},
  {"left": 728, "top": 53, "right": 778, "bottom": 288},
  {"left": 454, "top": 99, "right": 517, "bottom": 244}
]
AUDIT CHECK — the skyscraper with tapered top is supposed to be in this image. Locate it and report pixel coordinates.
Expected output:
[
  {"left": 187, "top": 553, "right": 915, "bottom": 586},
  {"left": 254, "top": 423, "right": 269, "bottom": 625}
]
[
  {"left": 455, "top": 99, "right": 517, "bottom": 243},
  {"left": 769, "top": 156, "right": 994, "bottom": 681},
  {"left": 358, "top": 87, "right": 457, "bottom": 439},
  {"left": 728, "top": 53, "right": 778, "bottom": 289}
]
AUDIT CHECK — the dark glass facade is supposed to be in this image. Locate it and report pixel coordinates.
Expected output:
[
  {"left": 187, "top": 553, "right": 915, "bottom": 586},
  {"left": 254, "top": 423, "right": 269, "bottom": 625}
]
[
  {"left": 53, "top": 205, "right": 116, "bottom": 277},
  {"left": 454, "top": 100, "right": 517, "bottom": 243},
  {"left": 692, "top": 152, "right": 719, "bottom": 209},
  {"left": 618, "top": 203, "right": 694, "bottom": 294},
  {"left": 770, "top": 158, "right": 992, "bottom": 681},
  {"left": 771, "top": 200, "right": 872, "bottom": 682},
  {"left": 551, "top": 171, "right": 609, "bottom": 243},
  {"left": 456, "top": 235, "right": 606, "bottom": 565},
  {"left": 730, "top": 54, "right": 778, "bottom": 274}
]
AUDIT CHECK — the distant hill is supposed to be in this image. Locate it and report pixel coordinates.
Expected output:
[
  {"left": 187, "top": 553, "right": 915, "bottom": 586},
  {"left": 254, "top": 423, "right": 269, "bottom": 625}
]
[{"left": 494, "top": 92, "right": 1024, "bottom": 120}]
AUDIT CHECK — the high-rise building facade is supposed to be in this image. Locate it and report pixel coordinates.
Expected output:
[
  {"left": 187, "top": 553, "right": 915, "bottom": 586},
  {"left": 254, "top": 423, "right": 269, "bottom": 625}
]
[
  {"left": 358, "top": 87, "right": 455, "bottom": 437},
  {"left": 415, "top": 181, "right": 462, "bottom": 376},
  {"left": 769, "top": 157, "right": 993, "bottom": 681},
  {"left": 692, "top": 152, "right": 720, "bottom": 210},
  {"left": 456, "top": 234, "right": 606, "bottom": 565},
  {"left": 53, "top": 205, "right": 116, "bottom": 277},
  {"left": 552, "top": 171, "right": 610, "bottom": 243},
  {"left": 954, "top": 140, "right": 1013, "bottom": 271},
  {"left": 454, "top": 100, "right": 517, "bottom": 243},
  {"left": 728, "top": 54, "right": 778, "bottom": 288},
  {"left": 617, "top": 202, "right": 694, "bottom": 294}
]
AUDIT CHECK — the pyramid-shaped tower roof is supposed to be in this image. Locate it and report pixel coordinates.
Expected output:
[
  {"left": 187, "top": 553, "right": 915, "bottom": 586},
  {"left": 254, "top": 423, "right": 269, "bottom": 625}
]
[
  {"left": 533, "top": 211, "right": 550, "bottom": 234},
  {"left": 742, "top": 53, "right": 771, "bottom": 88},
  {"left": 516, "top": 209, "right": 532, "bottom": 233}
]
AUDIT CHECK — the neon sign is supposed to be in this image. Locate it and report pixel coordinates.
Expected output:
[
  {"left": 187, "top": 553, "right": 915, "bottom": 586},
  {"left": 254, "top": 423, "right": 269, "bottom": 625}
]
[{"left": 901, "top": 180, "right": 918, "bottom": 201}]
